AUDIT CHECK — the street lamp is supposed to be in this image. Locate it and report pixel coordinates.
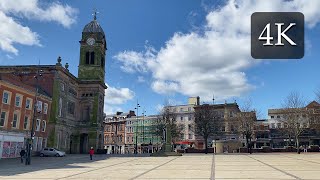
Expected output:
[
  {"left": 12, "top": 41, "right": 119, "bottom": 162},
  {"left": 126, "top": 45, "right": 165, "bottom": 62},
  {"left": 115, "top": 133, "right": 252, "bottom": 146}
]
[
  {"left": 134, "top": 101, "right": 140, "bottom": 154},
  {"left": 26, "top": 68, "right": 43, "bottom": 165},
  {"left": 142, "top": 110, "right": 146, "bottom": 153}
]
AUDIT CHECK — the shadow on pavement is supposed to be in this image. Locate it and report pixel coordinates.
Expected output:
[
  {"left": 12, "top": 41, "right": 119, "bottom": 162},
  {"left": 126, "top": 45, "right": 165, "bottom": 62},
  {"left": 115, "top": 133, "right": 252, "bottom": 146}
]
[{"left": 0, "top": 153, "right": 149, "bottom": 176}]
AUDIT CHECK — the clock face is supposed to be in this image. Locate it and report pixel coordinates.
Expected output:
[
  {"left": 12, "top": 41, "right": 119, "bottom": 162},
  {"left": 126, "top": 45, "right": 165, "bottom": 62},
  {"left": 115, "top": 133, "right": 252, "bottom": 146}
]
[{"left": 86, "top": 38, "right": 95, "bottom": 45}]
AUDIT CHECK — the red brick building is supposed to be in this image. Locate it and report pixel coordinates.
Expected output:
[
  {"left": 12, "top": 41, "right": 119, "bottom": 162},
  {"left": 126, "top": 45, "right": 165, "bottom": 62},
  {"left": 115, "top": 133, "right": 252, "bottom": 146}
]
[
  {"left": 0, "top": 74, "right": 51, "bottom": 158},
  {"left": 104, "top": 111, "right": 135, "bottom": 154}
]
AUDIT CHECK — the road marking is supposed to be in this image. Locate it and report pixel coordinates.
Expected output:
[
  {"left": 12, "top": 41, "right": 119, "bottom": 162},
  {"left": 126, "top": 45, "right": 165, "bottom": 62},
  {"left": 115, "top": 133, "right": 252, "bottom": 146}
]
[
  {"left": 246, "top": 155, "right": 302, "bottom": 180},
  {"left": 128, "top": 156, "right": 181, "bottom": 180},
  {"left": 210, "top": 154, "right": 215, "bottom": 180}
]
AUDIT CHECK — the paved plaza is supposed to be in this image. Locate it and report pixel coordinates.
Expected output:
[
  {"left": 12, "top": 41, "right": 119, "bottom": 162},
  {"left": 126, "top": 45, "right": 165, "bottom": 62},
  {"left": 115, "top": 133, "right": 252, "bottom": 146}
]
[{"left": 0, "top": 153, "right": 320, "bottom": 180}]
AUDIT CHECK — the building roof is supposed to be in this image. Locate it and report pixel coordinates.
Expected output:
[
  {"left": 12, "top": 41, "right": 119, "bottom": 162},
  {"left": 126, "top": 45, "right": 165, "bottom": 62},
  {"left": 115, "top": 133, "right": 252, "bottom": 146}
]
[
  {"left": 306, "top": 101, "right": 320, "bottom": 108},
  {"left": 0, "top": 72, "right": 52, "bottom": 98},
  {"left": 83, "top": 20, "right": 105, "bottom": 35},
  {"left": 0, "top": 64, "right": 108, "bottom": 93},
  {"left": 193, "top": 102, "right": 239, "bottom": 110},
  {"left": 105, "top": 111, "right": 136, "bottom": 119},
  {"left": 268, "top": 108, "right": 305, "bottom": 114}
]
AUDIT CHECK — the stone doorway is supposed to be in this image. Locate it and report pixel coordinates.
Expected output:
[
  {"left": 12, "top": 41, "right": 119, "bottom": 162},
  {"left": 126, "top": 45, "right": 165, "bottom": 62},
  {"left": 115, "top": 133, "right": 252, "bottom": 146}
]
[{"left": 80, "top": 133, "right": 88, "bottom": 154}]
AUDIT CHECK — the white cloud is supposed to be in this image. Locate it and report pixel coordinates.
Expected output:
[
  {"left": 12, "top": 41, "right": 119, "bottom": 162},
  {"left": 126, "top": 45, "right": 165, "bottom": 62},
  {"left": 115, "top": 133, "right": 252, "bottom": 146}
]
[
  {"left": 155, "top": 104, "right": 164, "bottom": 113},
  {"left": 114, "top": 0, "right": 320, "bottom": 102},
  {"left": 0, "top": 0, "right": 77, "bottom": 55},
  {"left": 104, "top": 86, "right": 135, "bottom": 115},
  {"left": 0, "top": 11, "right": 40, "bottom": 55},
  {"left": 5, "top": 54, "right": 13, "bottom": 59},
  {"left": 114, "top": 45, "right": 155, "bottom": 73},
  {"left": 104, "top": 105, "right": 123, "bottom": 116},
  {"left": 137, "top": 76, "right": 145, "bottom": 83},
  {"left": 0, "top": 0, "right": 77, "bottom": 28},
  {"left": 105, "top": 87, "right": 135, "bottom": 104},
  {"left": 151, "top": 80, "right": 180, "bottom": 95},
  {"left": 166, "top": 99, "right": 183, "bottom": 106}
]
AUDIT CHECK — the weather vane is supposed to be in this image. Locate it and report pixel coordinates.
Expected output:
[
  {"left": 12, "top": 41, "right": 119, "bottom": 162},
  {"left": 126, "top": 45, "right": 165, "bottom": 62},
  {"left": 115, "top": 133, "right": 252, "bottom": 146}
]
[{"left": 92, "top": 8, "right": 99, "bottom": 20}]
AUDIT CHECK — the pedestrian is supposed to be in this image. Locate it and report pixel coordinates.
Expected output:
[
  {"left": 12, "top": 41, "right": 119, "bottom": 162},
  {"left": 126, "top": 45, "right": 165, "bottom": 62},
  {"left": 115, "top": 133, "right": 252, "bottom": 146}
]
[
  {"left": 304, "top": 145, "right": 307, "bottom": 153},
  {"left": 89, "top": 147, "right": 94, "bottom": 160},
  {"left": 19, "top": 149, "right": 26, "bottom": 163}
]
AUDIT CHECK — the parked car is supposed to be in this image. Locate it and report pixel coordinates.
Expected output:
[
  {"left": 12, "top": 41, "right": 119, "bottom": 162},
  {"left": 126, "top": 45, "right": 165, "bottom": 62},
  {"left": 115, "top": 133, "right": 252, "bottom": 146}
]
[{"left": 40, "top": 148, "right": 66, "bottom": 157}]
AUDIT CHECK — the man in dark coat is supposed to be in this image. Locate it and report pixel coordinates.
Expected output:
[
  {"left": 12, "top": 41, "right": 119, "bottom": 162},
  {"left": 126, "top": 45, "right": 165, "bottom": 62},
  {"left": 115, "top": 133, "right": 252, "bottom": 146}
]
[{"left": 20, "top": 149, "right": 26, "bottom": 163}]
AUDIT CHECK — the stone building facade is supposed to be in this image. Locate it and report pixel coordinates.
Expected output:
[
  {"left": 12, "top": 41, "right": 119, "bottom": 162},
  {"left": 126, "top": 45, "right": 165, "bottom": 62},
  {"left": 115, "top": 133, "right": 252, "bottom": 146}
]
[
  {"left": 0, "top": 16, "right": 107, "bottom": 154},
  {"left": 268, "top": 101, "right": 320, "bottom": 148},
  {"left": 193, "top": 102, "right": 242, "bottom": 152}
]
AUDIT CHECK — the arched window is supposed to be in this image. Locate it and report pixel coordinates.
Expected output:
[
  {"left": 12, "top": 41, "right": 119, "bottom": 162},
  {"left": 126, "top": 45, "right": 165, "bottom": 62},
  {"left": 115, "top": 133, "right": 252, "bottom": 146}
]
[
  {"left": 85, "top": 52, "right": 90, "bottom": 64},
  {"left": 90, "top": 52, "right": 95, "bottom": 64},
  {"left": 58, "top": 98, "right": 62, "bottom": 117}
]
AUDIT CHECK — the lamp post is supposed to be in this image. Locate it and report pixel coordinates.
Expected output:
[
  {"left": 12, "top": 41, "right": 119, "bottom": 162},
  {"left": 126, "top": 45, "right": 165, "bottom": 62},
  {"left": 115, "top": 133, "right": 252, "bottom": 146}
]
[
  {"left": 134, "top": 101, "right": 140, "bottom": 154},
  {"left": 26, "top": 68, "right": 43, "bottom": 165},
  {"left": 142, "top": 110, "right": 146, "bottom": 153}
]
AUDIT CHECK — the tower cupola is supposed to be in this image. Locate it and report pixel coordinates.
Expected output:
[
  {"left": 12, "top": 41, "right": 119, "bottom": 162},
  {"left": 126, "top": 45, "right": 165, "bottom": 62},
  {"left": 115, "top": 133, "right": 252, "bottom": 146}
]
[{"left": 78, "top": 12, "right": 107, "bottom": 82}]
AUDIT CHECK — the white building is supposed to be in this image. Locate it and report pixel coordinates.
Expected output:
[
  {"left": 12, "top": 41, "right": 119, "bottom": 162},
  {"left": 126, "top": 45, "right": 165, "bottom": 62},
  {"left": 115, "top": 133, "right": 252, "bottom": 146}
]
[{"left": 165, "top": 97, "right": 200, "bottom": 145}]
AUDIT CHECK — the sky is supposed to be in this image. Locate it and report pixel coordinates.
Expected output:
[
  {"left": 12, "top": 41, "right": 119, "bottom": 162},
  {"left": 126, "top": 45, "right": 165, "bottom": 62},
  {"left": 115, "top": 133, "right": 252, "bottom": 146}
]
[{"left": 0, "top": 0, "right": 320, "bottom": 118}]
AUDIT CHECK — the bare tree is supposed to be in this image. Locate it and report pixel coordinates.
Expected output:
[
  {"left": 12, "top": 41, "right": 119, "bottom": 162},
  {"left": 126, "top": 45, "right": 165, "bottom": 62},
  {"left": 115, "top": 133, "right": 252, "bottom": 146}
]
[
  {"left": 152, "top": 107, "right": 184, "bottom": 146},
  {"left": 311, "top": 88, "right": 320, "bottom": 131},
  {"left": 235, "top": 99, "right": 257, "bottom": 154},
  {"left": 280, "top": 91, "right": 308, "bottom": 154},
  {"left": 193, "top": 104, "right": 222, "bottom": 154},
  {"left": 315, "top": 88, "right": 320, "bottom": 103}
]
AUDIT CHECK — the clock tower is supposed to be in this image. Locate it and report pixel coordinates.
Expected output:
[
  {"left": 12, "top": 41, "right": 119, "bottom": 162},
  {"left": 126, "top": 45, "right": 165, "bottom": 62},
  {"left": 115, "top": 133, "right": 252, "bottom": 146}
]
[{"left": 78, "top": 13, "right": 106, "bottom": 82}]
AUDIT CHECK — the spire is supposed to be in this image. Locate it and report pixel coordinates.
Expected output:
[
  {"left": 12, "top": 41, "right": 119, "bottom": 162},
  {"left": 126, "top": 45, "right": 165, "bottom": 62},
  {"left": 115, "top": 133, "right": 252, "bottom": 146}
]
[{"left": 93, "top": 8, "right": 98, "bottom": 20}]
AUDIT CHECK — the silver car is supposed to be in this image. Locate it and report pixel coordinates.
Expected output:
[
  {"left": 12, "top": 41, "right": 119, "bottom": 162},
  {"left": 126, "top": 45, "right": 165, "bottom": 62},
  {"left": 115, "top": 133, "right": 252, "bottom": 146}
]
[{"left": 40, "top": 148, "right": 66, "bottom": 157}]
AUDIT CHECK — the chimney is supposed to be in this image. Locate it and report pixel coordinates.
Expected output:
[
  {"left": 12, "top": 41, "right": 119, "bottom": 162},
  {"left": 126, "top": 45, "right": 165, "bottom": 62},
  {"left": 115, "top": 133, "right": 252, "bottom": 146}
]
[
  {"left": 116, "top": 111, "right": 122, "bottom": 115},
  {"left": 128, "top": 110, "right": 136, "bottom": 117}
]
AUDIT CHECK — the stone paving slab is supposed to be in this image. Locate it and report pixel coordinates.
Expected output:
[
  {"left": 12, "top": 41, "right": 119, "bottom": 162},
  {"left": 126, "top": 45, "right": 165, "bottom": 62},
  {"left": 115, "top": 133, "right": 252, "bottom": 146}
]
[
  {"left": 136, "top": 169, "right": 211, "bottom": 179},
  {"left": 1, "top": 153, "right": 320, "bottom": 179}
]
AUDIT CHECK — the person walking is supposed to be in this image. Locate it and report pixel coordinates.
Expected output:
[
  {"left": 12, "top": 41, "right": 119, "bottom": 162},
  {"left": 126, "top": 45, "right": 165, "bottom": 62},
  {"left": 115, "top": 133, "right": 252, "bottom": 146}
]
[
  {"left": 89, "top": 147, "right": 94, "bottom": 160},
  {"left": 19, "top": 149, "right": 26, "bottom": 163}
]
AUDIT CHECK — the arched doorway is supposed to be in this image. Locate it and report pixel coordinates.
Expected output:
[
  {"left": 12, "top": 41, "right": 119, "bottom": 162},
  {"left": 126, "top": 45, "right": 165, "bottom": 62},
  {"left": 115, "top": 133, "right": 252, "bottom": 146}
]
[{"left": 80, "top": 133, "right": 88, "bottom": 154}]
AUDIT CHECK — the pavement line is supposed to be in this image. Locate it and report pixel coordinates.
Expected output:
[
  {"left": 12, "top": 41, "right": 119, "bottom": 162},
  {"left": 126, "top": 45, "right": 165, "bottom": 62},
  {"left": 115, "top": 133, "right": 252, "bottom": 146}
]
[
  {"left": 210, "top": 154, "right": 215, "bottom": 180},
  {"left": 55, "top": 158, "right": 137, "bottom": 180},
  {"left": 246, "top": 155, "right": 302, "bottom": 180},
  {"left": 280, "top": 154, "right": 320, "bottom": 165},
  {"left": 128, "top": 156, "right": 181, "bottom": 180}
]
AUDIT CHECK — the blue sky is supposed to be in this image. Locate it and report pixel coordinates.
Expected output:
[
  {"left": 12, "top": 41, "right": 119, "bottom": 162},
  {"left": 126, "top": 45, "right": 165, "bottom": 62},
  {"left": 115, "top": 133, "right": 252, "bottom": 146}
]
[{"left": 0, "top": 0, "right": 320, "bottom": 117}]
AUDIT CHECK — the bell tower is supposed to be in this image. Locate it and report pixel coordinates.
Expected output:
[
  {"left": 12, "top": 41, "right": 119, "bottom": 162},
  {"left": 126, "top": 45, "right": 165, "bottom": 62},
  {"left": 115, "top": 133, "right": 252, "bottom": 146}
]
[{"left": 78, "top": 12, "right": 107, "bottom": 82}]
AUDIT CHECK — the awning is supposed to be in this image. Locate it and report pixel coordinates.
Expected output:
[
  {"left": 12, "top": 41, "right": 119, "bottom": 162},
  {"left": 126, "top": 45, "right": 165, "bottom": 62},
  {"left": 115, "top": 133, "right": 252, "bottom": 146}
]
[{"left": 175, "top": 141, "right": 193, "bottom": 145}]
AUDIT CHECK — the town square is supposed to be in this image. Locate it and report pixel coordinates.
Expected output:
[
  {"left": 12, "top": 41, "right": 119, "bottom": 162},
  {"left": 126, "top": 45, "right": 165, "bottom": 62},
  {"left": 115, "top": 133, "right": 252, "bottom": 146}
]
[
  {"left": 1, "top": 0, "right": 320, "bottom": 179},
  {"left": 1, "top": 153, "right": 320, "bottom": 179}
]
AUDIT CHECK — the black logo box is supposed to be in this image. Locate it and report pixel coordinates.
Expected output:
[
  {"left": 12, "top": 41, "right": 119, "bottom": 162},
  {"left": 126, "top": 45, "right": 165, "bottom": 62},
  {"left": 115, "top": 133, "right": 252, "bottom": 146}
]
[{"left": 251, "top": 12, "right": 304, "bottom": 59}]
